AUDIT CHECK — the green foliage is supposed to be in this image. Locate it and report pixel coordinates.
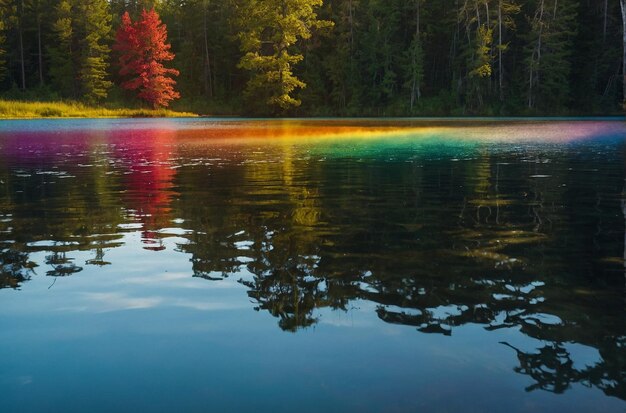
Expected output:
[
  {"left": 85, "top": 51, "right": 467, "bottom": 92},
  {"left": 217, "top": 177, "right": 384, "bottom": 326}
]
[
  {"left": 48, "top": 0, "right": 75, "bottom": 96},
  {"left": 0, "top": 98, "right": 197, "bottom": 118},
  {"left": 0, "top": 15, "right": 6, "bottom": 83},
  {"left": 0, "top": 0, "right": 622, "bottom": 116},
  {"left": 0, "top": 0, "right": 16, "bottom": 86},
  {"left": 470, "top": 25, "right": 493, "bottom": 78},
  {"left": 235, "top": 0, "right": 332, "bottom": 114},
  {"left": 313, "top": 0, "right": 359, "bottom": 114},
  {"left": 403, "top": 36, "right": 425, "bottom": 112},
  {"left": 75, "top": 0, "right": 113, "bottom": 102},
  {"left": 47, "top": 0, "right": 112, "bottom": 101},
  {"left": 525, "top": 0, "right": 578, "bottom": 110},
  {"left": 79, "top": 56, "right": 111, "bottom": 101}
]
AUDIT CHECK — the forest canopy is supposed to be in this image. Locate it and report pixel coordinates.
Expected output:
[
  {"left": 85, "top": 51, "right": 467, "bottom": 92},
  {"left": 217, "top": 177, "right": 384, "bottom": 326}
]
[{"left": 0, "top": 0, "right": 624, "bottom": 116}]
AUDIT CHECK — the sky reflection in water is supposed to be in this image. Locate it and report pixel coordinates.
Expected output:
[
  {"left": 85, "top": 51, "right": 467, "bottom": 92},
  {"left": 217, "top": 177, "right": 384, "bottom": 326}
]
[{"left": 0, "top": 118, "right": 625, "bottom": 413}]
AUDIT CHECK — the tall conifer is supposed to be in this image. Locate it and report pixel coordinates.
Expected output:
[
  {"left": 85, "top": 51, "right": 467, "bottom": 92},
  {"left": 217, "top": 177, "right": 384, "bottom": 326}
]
[
  {"left": 525, "top": 0, "right": 578, "bottom": 110},
  {"left": 235, "top": 0, "right": 332, "bottom": 113},
  {"left": 114, "top": 9, "right": 180, "bottom": 108},
  {"left": 0, "top": 3, "right": 7, "bottom": 84},
  {"left": 75, "top": 0, "right": 112, "bottom": 101},
  {"left": 48, "top": 0, "right": 75, "bottom": 96}
]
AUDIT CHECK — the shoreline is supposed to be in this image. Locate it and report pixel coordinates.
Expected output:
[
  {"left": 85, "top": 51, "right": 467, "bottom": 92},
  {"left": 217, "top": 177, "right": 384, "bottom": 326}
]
[
  {"left": 0, "top": 99, "right": 199, "bottom": 119},
  {"left": 1, "top": 114, "right": 624, "bottom": 121},
  {"left": 0, "top": 100, "right": 623, "bottom": 121}
]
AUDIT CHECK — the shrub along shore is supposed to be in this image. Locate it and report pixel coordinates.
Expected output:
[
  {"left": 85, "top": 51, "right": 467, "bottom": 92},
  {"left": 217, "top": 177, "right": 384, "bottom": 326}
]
[{"left": 0, "top": 100, "right": 198, "bottom": 119}]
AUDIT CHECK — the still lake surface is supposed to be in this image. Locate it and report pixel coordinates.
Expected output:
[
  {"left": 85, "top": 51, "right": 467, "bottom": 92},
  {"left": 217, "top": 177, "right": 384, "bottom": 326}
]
[{"left": 0, "top": 118, "right": 625, "bottom": 412}]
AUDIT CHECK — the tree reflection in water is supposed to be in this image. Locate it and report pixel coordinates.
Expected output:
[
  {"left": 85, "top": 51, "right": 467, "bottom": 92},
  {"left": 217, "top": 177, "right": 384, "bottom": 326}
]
[
  {"left": 0, "top": 248, "right": 37, "bottom": 289},
  {"left": 174, "top": 143, "right": 626, "bottom": 400},
  {"left": 0, "top": 126, "right": 624, "bottom": 400},
  {"left": 45, "top": 250, "right": 83, "bottom": 278}
]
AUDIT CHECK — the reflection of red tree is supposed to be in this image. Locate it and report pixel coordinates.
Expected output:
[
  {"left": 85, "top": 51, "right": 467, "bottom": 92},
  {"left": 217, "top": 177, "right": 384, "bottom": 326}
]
[{"left": 111, "top": 128, "right": 178, "bottom": 250}]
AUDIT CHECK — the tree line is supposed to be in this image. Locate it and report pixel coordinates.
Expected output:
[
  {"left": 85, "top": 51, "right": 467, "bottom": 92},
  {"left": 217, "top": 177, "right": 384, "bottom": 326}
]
[{"left": 0, "top": 0, "right": 624, "bottom": 115}]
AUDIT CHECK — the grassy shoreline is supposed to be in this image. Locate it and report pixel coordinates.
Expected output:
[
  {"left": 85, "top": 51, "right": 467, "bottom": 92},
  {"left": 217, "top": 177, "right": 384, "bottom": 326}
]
[
  {"left": 1, "top": 99, "right": 621, "bottom": 120},
  {"left": 0, "top": 100, "right": 198, "bottom": 119}
]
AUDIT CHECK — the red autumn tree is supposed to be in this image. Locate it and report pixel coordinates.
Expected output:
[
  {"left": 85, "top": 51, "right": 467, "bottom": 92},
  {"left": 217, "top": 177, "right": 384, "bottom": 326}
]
[{"left": 113, "top": 9, "right": 180, "bottom": 108}]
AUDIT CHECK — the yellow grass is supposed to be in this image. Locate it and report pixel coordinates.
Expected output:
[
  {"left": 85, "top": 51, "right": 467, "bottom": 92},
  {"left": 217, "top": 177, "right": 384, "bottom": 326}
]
[{"left": 0, "top": 100, "right": 198, "bottom": 119}]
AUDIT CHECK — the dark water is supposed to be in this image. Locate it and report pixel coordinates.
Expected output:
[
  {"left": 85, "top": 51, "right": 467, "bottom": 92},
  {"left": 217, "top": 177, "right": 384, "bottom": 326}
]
[{"left": 0, "top": 118, "right": 625, "bottom": 413}]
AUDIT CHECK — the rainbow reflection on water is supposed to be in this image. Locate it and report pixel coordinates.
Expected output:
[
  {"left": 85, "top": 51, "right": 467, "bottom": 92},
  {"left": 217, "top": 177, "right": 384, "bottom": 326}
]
[
  {"left": 0, "top": 117, "right": 624, "bottom": 145},
  {"left": 0, "top": 117, "right": 625, "bottom": 413}
]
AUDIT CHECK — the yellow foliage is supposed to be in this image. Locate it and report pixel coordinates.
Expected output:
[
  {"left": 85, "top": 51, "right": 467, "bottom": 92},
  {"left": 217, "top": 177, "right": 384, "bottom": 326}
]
[{"left": 0, "top": 100, "right": 197, "bottom": 119}]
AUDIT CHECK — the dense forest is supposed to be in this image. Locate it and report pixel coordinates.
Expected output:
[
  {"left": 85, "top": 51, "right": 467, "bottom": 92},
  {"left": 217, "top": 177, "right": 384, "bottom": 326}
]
[{"left": 0, "top": 0, "right": 624, "bottom": 116}]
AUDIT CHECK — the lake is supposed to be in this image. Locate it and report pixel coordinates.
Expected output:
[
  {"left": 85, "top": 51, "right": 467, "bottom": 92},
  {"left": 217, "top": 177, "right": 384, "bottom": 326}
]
[{"left": 0, "top": 118, "right": 625, "bottom": 413}]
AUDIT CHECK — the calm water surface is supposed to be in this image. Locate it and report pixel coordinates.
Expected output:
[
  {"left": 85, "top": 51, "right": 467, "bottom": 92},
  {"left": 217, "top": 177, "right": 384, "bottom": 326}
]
[{"left": 0, "top": 118, "right": 625, "bottom": 412}]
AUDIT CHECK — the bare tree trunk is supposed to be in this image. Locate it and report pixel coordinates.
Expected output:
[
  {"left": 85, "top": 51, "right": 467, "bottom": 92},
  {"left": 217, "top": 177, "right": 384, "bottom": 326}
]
[
  {"left": 553, "top": 0, "right": 558, "bottom": 19},
  {"left": 484, "top": 0, "right": 489, "bottom": 29},
  {"left": 538, "top": 0, "right": 544, "bottom": 69},
  {"left": 38, "top": 16, "right": 43, "bottom": 87},
  {"left": 18, "top": 0, "right": 26, "bottom": 90},
  {"left": 416, "top": 0, "right": 420, "bottom": 48},
  {"left": 604, "top": 0, "right": 609, "bottom": 43},
  {"left": 529, "top": 0, "right": 545, "bottom": 108},
  {"left": 410, "top": 0, "right": 421, "bottom": 111},
  {"left": 349, "top": 0, "right": 354, "bottom": 53},
  {"left": 452, "top": 0, "right": 460, "bottom": 88},
  {"left": 203, "top": 1, "right": 213, "bottom": 98},
  {"left": 417, "top": 0, "right": 421, "bottom": 101},
  {"left": 621, "top": 0, "right": 626, "bottom": 107},
  {"left": 498, "top": 0, "right": 503, "bottom": 101},
  {"left": 621, "top": 145, "right": 626, "bottom": 302},
  {"left": 463, "top": 1, "right": 471, "bottom": 46}
]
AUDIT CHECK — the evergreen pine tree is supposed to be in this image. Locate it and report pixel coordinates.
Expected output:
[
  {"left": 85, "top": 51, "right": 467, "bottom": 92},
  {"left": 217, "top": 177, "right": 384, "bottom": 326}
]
[
  {"left": 320, "top": 0, "right": 360, "bottom": 115},
  {"left": 25, "top": 0, "right": 49, "bottom": 87},
  {"left": 235, "top": 0, "right": 332, "bottom": 114},
  {"left": 48, "top": 0, "right": 75, "bottom": 96},
  {"left": 0, "top": 3, "right": 7, "bottom": 84},
  {"left": 403, "top": 0, "right": 425, "bottom": 113},
  {"left": 525, "top": 0, "right": 578, "bottom": 111}
]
